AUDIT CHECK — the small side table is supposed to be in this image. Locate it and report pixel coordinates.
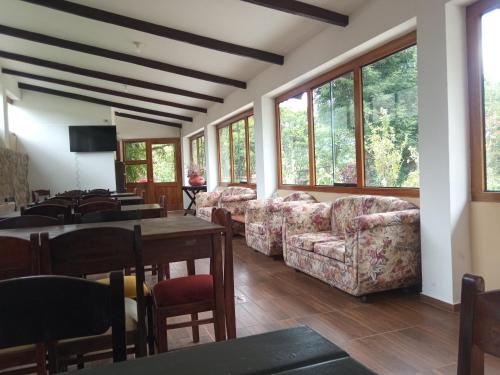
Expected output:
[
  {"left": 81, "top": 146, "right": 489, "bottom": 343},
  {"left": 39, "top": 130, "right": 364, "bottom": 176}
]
[{"left": 182, "top": 185, "right": 207, "bottom": 216}]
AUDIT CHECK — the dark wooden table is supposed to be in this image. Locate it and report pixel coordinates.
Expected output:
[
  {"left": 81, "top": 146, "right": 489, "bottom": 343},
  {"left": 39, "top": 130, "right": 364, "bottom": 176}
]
[
  {"left": 76, "top": 327, "right": 364, "bottom": 375},
  {"left": 0, "top": 216, "right": 229, "bottom": 341},
  {"left": 121, "top": 204, "right": 164, "bottom": 218},
  {"left": 111, "top": 192, "right": 136, "bottom": 198},
  {"left": 182, "top": 185, "right": 207, "bottom": 216},
  {"left": 116, "top": 196, "right": 145, "bottom": 205}
]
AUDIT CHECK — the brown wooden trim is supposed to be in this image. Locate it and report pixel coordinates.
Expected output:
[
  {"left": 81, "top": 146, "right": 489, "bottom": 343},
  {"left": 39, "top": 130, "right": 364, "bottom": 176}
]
[
  {"left": 0, "top": 50, "right": 223, "bottom": 103},
  {"left": 229, "top": 122, "right": 235, "bottom": 183},
  {"left": 115, "top": 112, "right": 182, "bottom": 129},
  {"left": 21, "top": 0, "right": 284, "bottom": 65},
  {"left": 214, "top": 109, "right": 254, "bottom": 129},
  {"left": 307, "top": 90, "right": 315, "bottom": 185},
  {"left": 278, "top": 184, "right": 419, "bottom": 198},
  {"left": 0, "top": 24, "right": 246, "bottom": 89},
  {"left": 19, "top": 83, "right": 186, "bottom": 124},
  {"left": 467, "top": 0, "right": 500, "bottom": 202},
  {"left": 241, "top": 0, "right": 348, "bottom": 26},
  {"left": 420, "top": 294, "right": 461, "bottom": 313},
  {"left": 2, "top": 68, "right": 207, "bottom": 113},
  {"left": 275, "top": 31, "right": 418, "bottom": 195},
  {"left": 244, "top": 117, "right": 251, "bottom": 184}
]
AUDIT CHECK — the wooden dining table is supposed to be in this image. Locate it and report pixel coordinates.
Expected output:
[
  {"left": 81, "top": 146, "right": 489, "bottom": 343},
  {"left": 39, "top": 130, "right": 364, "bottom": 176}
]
[
  {"left": 115, "top": 196, "right": 145, "bottom": 205},
  {"left": 0, "top": 216, "right": 234, "bottom": 342}
]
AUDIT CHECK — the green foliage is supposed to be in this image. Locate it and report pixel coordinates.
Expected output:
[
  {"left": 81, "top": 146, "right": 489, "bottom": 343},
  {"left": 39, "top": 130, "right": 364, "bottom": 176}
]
[
  {"left": 485, "top": 79, "right": 500, "bottom": 191},
  {"left": 125, "top": 142, "right": 147, "bottom": 183},
  {"left": 152, "top": 144, "right": 176, "bottom": 183},
  {"left": 232, "top": 120, "right": 247, "bottom": 182},
  {"left": 248, "top": 116, "right": 256, "bottom": 183},
  {"left": 219, "top": 127, "right": 231, "bottom": 182}
]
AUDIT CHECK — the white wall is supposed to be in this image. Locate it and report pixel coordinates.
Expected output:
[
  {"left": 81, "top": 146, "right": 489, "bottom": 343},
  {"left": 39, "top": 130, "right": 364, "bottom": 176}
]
[
  {"left": 8, "top": 91, "right": 116, "bottom": 194},
  {"left": 115, "top": 114, "right": 181, "bottom": 140}
]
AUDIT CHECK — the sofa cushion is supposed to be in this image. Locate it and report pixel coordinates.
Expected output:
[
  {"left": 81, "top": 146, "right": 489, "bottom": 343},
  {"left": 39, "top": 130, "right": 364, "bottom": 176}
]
[
  {"left": 332, "top": 196, "right": 364, "bottom": 237},
  {"left": 247, "top": 222, "right": 266, "bottom": 236},
  {"left": 287, "top": 231, "right": 337, "bottom": 251},
  {"left": 196, "top": 207, "right": 214, "bottom": 222},
  {"left": 314, "top": 239, "right": 346, "bottom": 262},
  {"left": 362, "top": 196, "right": 418, "bottom": 215},
  {"left": 283, "top": 192, "right": 318, "bottom": 203}
]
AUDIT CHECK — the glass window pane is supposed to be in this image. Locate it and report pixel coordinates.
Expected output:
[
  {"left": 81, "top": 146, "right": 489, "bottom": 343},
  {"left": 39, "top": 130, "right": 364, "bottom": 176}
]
[
  {"left": 482, "top": 10, "right": 500, "bottom": 191},
  {"left": 125, "top": 164, "right": 147, "bottom": 183},
  {"left": 313, "top": 72, "right": 356, "bottom": 186},
  {"left": 362, "top": 45, "right": 419, "bottom": 188},
  {"left": 198, "top": 136, "right": 205, "bottom": 177},
  {"left": 125, "top": 142, "right": 146, "bottom": 161},
  {"left": 219, "top": 127, "right": 231, "bottom": 183},
  {"left": 191, "top": 139, "right": 197, "bottom": 164},
  {"left": 248, "top": 116, "right": 256, "bottom": 183},
  {"left": 279, "top": 92, "right": 310, "bottom": 185},
  {"left": 232, "top": 120, "right": 247, "bottom": 183},
  {"left": 152, "top": 143, "right": 176, "bottom": 183}
]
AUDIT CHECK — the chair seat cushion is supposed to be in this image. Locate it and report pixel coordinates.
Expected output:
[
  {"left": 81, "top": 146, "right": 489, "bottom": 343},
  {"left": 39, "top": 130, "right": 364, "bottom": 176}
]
[
  {"left": 97, "top": 275, "right": 150, "bottom": 298},
  {"left": 197, "top": 207, "right": 214, "bottom": 222},
  {"left": 313, "top": 239, "right": 346, "bottom": 262},
  {"left": 287, "top": 231, "right": 337, "bottom": 251},
  {"left": 153, "top": 275, "right": 213, "bottom": 307},
  {"left": 247, "top": 222, "right": 265, "bottom": 236}
]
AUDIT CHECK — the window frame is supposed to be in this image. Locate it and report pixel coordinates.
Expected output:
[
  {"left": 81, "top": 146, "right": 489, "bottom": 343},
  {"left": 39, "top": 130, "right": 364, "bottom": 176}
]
[
  {"left": 189, "top": 131, "right": 205, "bottom": 173},
  {"left": 275, "top": 31, "right": 419, "bottom": 197},
  {"left": 215, "top": 109, "right": 256, "bottom": 187},
  {"left": 467, "top": 0, "right": 500, "bottom": 202}
]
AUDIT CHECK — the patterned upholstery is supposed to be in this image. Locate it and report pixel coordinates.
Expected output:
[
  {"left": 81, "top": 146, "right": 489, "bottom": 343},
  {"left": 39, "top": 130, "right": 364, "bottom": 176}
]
[
  {"left": 195, "top": 192, "right": 221, "bottom": 222},
  {"left": 282, "top": 195, "right": 421, "bottom": 297},
  {"left": 195, "top": 187, "right": 256, "bottom": 222},
  {"left": 245, "top": 192, "right": 318, "bottom": 256}
]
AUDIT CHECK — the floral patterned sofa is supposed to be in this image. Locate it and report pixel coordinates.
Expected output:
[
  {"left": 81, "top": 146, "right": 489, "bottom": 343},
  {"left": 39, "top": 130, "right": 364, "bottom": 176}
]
[
  {"left": 245, "top": 192, "right": 317, "bottom": 257},
  {"left": 282, "top": 195, "right": 421, "bottom": 297},
  {"left": 196, "top": 187, "right": 256, "bottom": 223}
]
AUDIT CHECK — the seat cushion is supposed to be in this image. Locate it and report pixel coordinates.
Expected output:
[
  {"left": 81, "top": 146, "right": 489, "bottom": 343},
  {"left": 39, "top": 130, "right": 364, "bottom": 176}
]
[
  {"left": 287, "top": 231, "right": 337, "bottom": 251},
  {"left": 314, "top": 239, "right": 346, "bottom": 262},
  {"left": 247, "top": 222, "right": 265, "bottom": 236},
  {"left": 153, "top": 275, "right": 213, "bottom": 307},
  {"left": 97, "top": 275, "right": 150, "bottom": 298},
  {"left": 197, "top": 207, "right": 214, "bottom": 222}
]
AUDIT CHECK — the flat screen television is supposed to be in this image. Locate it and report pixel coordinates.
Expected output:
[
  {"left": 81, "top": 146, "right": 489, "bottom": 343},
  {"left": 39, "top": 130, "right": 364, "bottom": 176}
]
[{"left": 69, "top": 126, "right": 117, "bottom": 152}]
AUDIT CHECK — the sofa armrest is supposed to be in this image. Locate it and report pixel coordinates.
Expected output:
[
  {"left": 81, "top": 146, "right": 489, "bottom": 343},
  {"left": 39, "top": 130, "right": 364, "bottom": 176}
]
[
  {"left": 245, "top": 199, "right": 271, "bottom": 225},
  {"left": 197, "top": 191, "right": 221, "bottom": 208},
  {"left": 221, "top": 193, "right": 257, "bottom": 203},
  {"left": 347, "top": 209, "right": 420, "bottom": 232},
  {"left": 282, "top": 202, "right": 332, "bottom": 237}
]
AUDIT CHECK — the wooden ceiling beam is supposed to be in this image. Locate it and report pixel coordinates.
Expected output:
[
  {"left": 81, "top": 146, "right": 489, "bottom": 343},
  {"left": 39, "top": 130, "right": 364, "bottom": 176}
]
[
  {"left": 0, "top": 50, "right": 223, "bottom": 103},
  {"left": 0, "top": 24, "right": 246, "bottom": 89},
  {"left": 2, "top": 68, "right": 207, "bottom": 113},
  {"left": 241, "top": 0, "right": 349, "bottom": 27},
  {"left": 18, "top": 82, "right": 188, "bottom": 124},
  {"left": 21, "top": 0, "right": 285, "bottom": 65},
  {"left": 114, "top": 112, "right": 182, "bottom": 129}
]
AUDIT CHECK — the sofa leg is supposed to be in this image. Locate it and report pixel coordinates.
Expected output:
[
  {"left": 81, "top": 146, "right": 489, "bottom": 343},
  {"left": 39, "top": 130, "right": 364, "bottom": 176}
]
[
  {"left": 402, "top": 284, "right": 422, "bottom": 294},
  {"left": 360, "top": 295, "right": 370, "bottom": 303},
  {"left": 294, "top": 269, "right": 301, "bottom": 273},
  {"left": 271, "top": 255, "right": 283, "bottom": 261}
]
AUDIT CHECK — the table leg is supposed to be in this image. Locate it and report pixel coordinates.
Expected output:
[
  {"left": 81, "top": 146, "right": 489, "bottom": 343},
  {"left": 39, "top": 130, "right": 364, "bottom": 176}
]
[
  {"left": 211, "top": 233, "right": 226, "bottom": 342},
  {"left": 183, "top": 190, "right": 196, "bottom": 216},
  {"left": 224, "top": 236, "right": 236, "bottom": 340}
]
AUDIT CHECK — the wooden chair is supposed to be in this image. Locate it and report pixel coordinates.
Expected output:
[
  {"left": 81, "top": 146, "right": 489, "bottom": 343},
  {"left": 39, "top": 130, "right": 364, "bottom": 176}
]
[
  {"left": 32, "top": 189, "right": 50, "bottom": 203},
  {"left": 21, "top": 204, "right": 72, "bottom": 222},
  {"left": 76, "top": 201, "right": 120, "bottom": 216},
  {"left": 87, "top": 189, "right": 110, "bottom": 196},
  {"left": 159, "top": 195, "right": 168, "bottom": 217},
  {"left": 0, "top": 215, "right": 64, "bottom": 229},
  {"left": 74, "top": 210, "right": 140, "bottom": 224},
  {"left": 0, "top": 272, "right": 127, "bottom": 374},
  {"left": 151, "top": 208, "right": 229, "bottom": 353},
  {"left": 0, "top": 235, "right": 43, "bottom": 374},
  {"left": 59, "top": 190, "right": 83, "bottom": 198},
  {"left": 39, "top": 198, "right": 73, "bottom": 207},
  {"left": 40, "top": 226, "right": 147, "bottom": 368},
  {"left": 79, "top": 196, "right": 116, "bottom": 204},
  {"left": 458, "top": 274, "right": 500, "bottom": 375},
  {"left": 133, "top": 187, "right": 146, "bottom": 200}
]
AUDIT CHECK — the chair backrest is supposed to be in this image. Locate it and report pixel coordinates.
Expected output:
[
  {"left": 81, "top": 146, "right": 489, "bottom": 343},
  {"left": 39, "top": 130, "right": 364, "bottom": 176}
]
[
  {"left": 76, "top": 210, "right": 140, "bottom": 224},
  {"left": 40, "top": 198, "right": 73, "bottom": 207},
  {"left": 32, "top": 189, "right": 50, "bottom": 203},
  {"left": 133, "top": 187, "right": 146, "bottom": 199},
  {"left": 283, "top": 192, "right": 318, "bottom": 203},
  {"left": 21, "top": 204, "right": 72, "bottom": 221},
  {"left": 0, "top": 215, "right": 63, "bottom": 229},
  {"left": 79, "top": 196, "right": 117, "bottom": 204},
  {"left": 0, "top": 235, "right": 40, "bottom": 280},
  {"left": 159, "top": 195, "right": 168, "bottom": 217},
  {"left": 41, "top": 225, "right": 146, "bottom": 356},
  {"left": 76, "top": 200, "right": 120, "bottom": 215},
  {"left": 61, "top": 190, "right": 83, "bottom": 198},
  {"left": 81, "top": 193, "right": 111, "bottom": 200},
  {"left": 458, "top": 274, "right": 500, "bottom": 375},
  {"left": 0, "top": 272, "right": 126, "bottom": 363},
  {"left": 87, "top": 189, "right": 110, "bottom": 196}
]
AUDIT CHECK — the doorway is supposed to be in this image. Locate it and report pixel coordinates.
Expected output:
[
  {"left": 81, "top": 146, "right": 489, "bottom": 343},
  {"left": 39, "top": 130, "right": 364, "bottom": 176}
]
[{"left": 122, "top": 138, "right": 183, "bottom": 210}]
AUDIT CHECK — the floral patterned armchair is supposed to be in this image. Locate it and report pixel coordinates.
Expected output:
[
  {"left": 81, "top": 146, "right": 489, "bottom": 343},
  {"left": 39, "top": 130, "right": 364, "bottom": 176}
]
[
  {"left": 195, "top": 191, "right": 221, "bottom": 222},
  {"left": 245, "top": 192, "right": 317, "bottom": 256},
  {"left": 282, "top": 195, "right": 421, "bottom": 297}
]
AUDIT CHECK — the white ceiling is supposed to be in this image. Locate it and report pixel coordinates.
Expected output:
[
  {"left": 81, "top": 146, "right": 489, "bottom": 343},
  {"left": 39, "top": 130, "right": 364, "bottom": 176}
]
[{"left": 0, "top": 0, "right": 368, "bottom": 126}]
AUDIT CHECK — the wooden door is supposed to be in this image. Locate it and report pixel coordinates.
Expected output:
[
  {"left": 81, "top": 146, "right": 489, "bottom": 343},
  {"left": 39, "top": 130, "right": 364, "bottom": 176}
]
[{"left": 123, "top": 139, "right": 183, "bottom": 210}]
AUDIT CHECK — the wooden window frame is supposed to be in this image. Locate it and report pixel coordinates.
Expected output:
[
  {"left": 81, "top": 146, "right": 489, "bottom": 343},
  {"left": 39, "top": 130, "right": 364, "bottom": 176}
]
[
  {"left": 189, "top": 131, "right": 205, "bottom": 170},
  {"left": 467, "top": 0, "right": 500, "bottom": 202},
  {"left": 215, "top": 109, "right": 256, "bottom": 188},
  {"left": 275, "top": 31, "right": 419, "bottom": 198}
]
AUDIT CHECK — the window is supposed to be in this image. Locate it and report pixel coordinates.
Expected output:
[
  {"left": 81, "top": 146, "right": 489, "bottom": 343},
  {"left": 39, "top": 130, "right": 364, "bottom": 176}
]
[
  {"left": 189, "top": 133, "right": 206, "bottom": 176},
  {"left": 468, "top": 0, "right": 500, "bottom": 201},
  {"left": 124, "top": 141, "right": 148, "bottom": 183},
  {"left": 276, "top": 32, "right": 419, "bottom": 196},
  {"left": 216, "top": 111, "right": 256, "bottom": 185}
]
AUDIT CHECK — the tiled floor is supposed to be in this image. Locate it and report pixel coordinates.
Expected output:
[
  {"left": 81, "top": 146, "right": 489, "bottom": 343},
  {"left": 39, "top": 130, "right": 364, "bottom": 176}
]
[{"left": 163, "top": 236, "right": 500, "bottom": 375}]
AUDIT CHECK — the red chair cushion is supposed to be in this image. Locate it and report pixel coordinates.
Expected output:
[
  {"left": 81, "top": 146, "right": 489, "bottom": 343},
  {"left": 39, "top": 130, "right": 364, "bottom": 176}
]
[{"left": 153, "top": 275, "right": 214, "bottom": 307}]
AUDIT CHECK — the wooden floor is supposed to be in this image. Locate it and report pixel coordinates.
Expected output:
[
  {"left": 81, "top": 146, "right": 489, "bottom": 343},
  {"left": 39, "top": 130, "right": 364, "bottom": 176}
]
[{"left": 162, "top": 236, "right": 500, "bottom": 375}]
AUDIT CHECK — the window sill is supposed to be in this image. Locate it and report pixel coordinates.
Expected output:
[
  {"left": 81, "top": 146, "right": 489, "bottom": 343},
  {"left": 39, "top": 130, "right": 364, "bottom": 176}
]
[
  {"left": 472, "top": 191, "right": 500, "bottom": 203},
  {"left": 278, "top": 184, "right": 419, "bottom": 198}
]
